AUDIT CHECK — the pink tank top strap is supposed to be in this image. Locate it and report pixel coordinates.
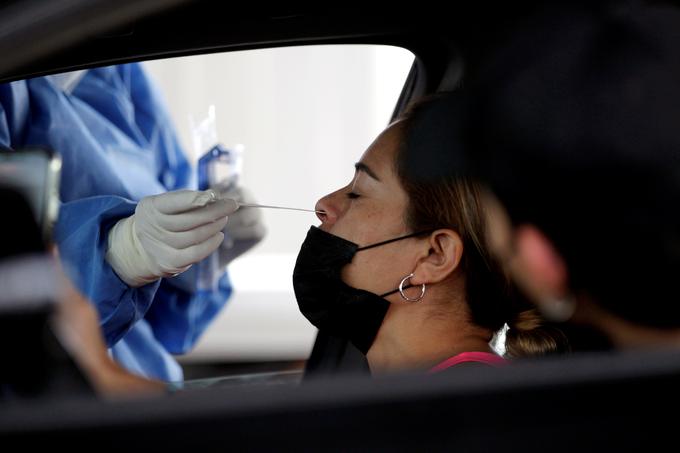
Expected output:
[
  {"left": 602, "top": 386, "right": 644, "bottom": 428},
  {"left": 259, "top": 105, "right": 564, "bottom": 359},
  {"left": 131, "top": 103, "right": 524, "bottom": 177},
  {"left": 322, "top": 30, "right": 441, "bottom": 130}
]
[{"left": 429, "top": 351, "right": 508, "bottom": 374}]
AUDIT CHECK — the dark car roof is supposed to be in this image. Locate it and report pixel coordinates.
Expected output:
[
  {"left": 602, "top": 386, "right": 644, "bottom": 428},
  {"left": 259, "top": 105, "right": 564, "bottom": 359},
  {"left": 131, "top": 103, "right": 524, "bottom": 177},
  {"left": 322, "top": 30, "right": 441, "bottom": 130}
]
[{"left": 0, "top": 0, "right": 544, "bottom": 86}]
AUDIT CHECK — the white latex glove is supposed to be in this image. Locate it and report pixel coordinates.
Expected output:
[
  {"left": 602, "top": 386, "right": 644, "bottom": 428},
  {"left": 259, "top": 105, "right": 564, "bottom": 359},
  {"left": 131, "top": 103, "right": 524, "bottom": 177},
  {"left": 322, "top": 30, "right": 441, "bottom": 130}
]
[
  {"left": 106, "top": 190, "right": 238, "bottom": 287},
  {"left": 216, "top": 186, "right": 267, "bottom": 267}
]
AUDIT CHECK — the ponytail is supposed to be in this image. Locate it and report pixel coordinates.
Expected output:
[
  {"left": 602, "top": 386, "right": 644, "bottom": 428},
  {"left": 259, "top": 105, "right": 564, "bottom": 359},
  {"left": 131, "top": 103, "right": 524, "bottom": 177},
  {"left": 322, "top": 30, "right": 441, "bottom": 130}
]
[{"left": 504, "top": 309, "right": 571, "bottom": 358}]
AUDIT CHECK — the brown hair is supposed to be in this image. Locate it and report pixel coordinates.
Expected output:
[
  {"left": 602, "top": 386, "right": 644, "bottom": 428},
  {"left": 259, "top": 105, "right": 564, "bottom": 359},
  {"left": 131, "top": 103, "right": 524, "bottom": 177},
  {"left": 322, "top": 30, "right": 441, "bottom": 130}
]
[
  {"left": 394, "top": 94, "right": 568, "bottom": 358},
  {"left": 504, "top": 309, "right": 571, "bottom": 358}
]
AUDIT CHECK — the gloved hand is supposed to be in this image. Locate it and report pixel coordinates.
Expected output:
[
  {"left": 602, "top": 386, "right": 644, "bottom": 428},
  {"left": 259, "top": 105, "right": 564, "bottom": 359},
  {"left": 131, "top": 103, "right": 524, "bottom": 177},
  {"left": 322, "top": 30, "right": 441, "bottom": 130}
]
[
  {"left": 106, "top": 190, "right": 238, "bottom": 287},
  {"left": 215, "top": 185, "right": 267, "bottom": 267}
]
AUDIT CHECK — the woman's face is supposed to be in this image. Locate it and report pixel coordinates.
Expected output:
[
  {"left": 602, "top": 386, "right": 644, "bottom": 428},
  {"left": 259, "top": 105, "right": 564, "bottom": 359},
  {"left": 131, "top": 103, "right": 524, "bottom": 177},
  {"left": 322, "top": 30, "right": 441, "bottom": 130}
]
[{"left": 315, "top": 122, "right": 425, "bottom": 296}]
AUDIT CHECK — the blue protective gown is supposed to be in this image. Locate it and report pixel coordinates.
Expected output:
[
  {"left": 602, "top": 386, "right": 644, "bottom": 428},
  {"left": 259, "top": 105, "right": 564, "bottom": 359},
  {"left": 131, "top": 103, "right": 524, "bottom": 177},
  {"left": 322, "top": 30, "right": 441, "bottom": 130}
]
[{"left": 0, "top": 64, "right": 232, "bottom": 381}]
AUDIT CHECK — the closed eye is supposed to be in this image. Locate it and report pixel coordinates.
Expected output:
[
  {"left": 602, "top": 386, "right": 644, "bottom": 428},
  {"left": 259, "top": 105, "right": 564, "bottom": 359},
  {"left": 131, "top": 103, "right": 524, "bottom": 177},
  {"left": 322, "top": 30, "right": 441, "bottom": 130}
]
[{"left": 346, "top": 191, "right": 360, "bottom": 199}]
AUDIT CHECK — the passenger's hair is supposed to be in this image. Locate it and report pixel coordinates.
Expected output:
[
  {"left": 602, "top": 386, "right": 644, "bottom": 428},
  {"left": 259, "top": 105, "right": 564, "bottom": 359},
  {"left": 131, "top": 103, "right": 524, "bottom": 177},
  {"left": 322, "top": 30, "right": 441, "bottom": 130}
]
[{"left": 394, "top": 94, "right": 567, "bottom": 357}]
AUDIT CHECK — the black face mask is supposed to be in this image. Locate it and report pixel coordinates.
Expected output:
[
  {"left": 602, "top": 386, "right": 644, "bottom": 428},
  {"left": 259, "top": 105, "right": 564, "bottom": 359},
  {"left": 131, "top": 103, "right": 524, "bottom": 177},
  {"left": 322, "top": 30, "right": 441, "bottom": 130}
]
[{"left": 293, "top": 226, "right": 428, "bottom": 354}]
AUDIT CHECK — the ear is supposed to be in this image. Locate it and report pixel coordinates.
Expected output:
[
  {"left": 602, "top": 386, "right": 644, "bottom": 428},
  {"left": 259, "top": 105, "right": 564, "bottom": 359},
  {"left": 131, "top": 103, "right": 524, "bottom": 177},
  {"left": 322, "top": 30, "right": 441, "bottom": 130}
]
[
  {"left": 511, "top": 224, "right": 569, "bottom": 304},
  {"left": 410, "top": 229, "right": 463, "bottom": 285}
]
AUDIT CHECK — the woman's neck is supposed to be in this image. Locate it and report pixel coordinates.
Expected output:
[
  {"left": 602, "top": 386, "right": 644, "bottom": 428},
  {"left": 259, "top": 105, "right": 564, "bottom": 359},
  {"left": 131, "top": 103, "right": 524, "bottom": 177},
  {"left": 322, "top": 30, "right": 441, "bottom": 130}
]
[{"left": 366, "top": 298, "right": 493, "bottom": 374}]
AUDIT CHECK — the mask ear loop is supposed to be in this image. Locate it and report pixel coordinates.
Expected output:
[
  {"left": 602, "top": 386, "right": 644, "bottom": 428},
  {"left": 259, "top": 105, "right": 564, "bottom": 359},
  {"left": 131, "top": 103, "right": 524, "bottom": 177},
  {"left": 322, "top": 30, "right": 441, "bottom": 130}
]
[
  {"left": 356, "top": 230, "right": 435, "bottom": 252},
  {"left": 398, "top": 273, "right": 425, "bottom": 302}
]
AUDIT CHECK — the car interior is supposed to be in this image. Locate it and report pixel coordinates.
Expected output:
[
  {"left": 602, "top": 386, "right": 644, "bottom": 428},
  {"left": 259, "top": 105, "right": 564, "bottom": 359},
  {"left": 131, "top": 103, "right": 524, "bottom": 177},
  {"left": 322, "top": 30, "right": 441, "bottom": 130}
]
[{"left": 1, "top": 0, "right": 680, "bottom": 450}]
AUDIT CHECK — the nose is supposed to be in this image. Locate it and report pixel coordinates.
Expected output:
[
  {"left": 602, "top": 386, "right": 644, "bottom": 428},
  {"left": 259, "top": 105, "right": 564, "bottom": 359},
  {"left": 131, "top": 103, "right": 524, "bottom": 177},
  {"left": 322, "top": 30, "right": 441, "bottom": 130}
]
[
  {"left": 315, "top": 199, "right": 328, "bottom": 223},
  {"left": 315, "top": 196, "right": 332, "bottom": 224},
  {"left": 315, "top": 188, "right": 347, "bottom": 227}
]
